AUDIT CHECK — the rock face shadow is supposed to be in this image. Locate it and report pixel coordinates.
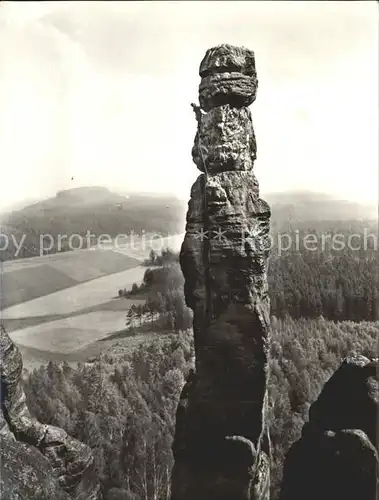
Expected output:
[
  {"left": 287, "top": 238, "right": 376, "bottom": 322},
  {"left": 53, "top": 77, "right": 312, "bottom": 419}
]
[{"left": 279, "top": 355, "right": 379, "bottom": 500}]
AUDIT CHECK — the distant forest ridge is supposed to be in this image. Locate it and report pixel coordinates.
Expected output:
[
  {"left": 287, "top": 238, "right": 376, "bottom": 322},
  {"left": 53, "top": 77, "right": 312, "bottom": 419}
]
[
  {"left": 0, "top": 187, "right": 377, "bottom": 262},
  {"left": 0, "top": 187, "right": 186, "bottom": 261}
]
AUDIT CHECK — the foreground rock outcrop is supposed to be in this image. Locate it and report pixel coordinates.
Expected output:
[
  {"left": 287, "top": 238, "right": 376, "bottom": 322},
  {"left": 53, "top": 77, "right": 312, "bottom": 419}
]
[
  {"left": 171, "top": 44, "right": 271, "bottom": 500},
  {"left": 0, "top": 438, "right": 70, "bottom": 500},
  {"left": 0, "top": 326, "right": 100, "bottom": 500},
  {"left": 280, "top": 355, "right": 379, "bottom": 500}
]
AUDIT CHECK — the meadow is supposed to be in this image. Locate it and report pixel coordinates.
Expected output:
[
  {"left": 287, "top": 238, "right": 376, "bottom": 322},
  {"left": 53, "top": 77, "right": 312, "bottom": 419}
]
[
  {"left": 3, "top": 265, "right": 149, "bottom": 370},
  {"left": 1, "top": 234, "right": 184, "bottom": 370},
  {"left": 1, "top": 249, "right": 141, "bottom": 309},
  {"left": 18, "top": 330, "right": 171, "bottom": 372},
  {"left": 1, "top": 233, "right": 183, "bottom": 310},
  {"left": 2, "top": 265, "right": 147, "bottom": 318},
  {"left": 10, "top": 310, "right": 132, "bottom": 353}
]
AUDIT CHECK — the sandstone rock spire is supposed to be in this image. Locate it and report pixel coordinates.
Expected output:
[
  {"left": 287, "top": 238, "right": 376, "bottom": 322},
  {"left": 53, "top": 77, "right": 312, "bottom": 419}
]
[{"left": 171, "top": 44, "right": 271, "bottom": 500}]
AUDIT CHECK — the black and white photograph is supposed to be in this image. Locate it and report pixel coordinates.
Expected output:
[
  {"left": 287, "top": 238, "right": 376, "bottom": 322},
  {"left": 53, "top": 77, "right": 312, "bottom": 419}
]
[{"left": 0, "top": 2, "right": 378, "bottom": 499}]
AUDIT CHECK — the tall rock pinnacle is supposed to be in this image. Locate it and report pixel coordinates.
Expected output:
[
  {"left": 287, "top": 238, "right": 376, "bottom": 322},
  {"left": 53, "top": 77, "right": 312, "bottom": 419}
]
[{"left": 171, "top": 44, "right": 271, "bottom": 500}]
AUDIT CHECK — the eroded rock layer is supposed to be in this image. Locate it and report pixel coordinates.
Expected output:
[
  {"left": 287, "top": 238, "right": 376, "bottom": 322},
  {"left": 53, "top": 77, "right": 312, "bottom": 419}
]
[
  {"left": 280, "top": 355, "right": 379, "bottom": 500},
  {"left": 0, "top": 326, "right": 100, "bottom": 500},
  {"left": 171, "top": 44, "right": 271, "bottom": 500}
]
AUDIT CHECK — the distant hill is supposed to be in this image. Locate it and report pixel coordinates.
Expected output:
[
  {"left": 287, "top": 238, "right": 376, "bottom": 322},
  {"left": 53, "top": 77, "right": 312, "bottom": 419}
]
[
  {"left": 0, "top": 187, "right": 376, "bottom": 262},
  {"left": 16, "top": 186, "right": 182, "bottom": 213},
  {"left": 0, "top": 197, "right": 41, "bottom": 214},
  {"left": 0, "top": 187, "right": 186, "bottom": 261},
  {"left": 264, "top": 190, "right": 377, "bottom": 226}
]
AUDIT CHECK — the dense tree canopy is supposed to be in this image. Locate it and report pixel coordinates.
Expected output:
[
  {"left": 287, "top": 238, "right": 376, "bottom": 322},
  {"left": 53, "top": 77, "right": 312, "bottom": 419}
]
[
  {"left": 24, "top": 318, "right": 377, "bottom": 499},
  {"left": 23, "top": 221, "right": 379, "bottom": 499},
  {"left": 124, "top": 223, "right": 379, "bottom": 323}
]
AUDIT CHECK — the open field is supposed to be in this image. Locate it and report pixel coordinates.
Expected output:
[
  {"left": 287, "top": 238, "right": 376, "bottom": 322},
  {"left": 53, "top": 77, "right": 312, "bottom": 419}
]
[
  {"left": 108, "top": 233, "right": 183, "bottom": 259},
  {"left": 7, "top": 292, "right": 157, "bottom": 371},
  {"left": 1, "top": 246, "right": 142, "bottom": 274},
  {"left": 1, "top": 233, "right": 184, "bottom": 371},
  {"left": 3, "top": 267, "right": 151, "bottom": 371},
  {"left": 1, "top": 249, "right": 141, "bottom": 309},
  {"left": 2, "top": 296, "right": 145, "bottom": 332},
  {"left": 1, "top": 234, "right": 183, "bottom": 309},
  {"left": 18, "top": 330, "right": 172, "bottom": 372},
  {"left": 1, "top": 264, "right": 78, "bottom": 309},
  {"left": 2, "top": 266, "right": 147, "bottom": 318},
  {"left": 9, "top": 310, "right": 131, "bottom": 353}
]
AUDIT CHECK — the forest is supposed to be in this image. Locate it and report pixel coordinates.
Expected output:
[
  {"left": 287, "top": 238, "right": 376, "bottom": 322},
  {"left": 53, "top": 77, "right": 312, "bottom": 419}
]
[
  {"left": 23, "top": 221, "right": 378, "bottom": 500},
  {"left": 24, "top": 319, "right": 377, "bottom": 499},
  {"left": 125, "top": 222, "right": 379, "bottom": 323}
]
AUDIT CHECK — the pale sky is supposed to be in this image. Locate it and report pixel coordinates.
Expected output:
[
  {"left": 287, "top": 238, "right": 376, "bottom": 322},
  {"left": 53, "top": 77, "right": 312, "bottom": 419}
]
[{"left": 0, "top": 1, "right": 378, "bottom": 210}]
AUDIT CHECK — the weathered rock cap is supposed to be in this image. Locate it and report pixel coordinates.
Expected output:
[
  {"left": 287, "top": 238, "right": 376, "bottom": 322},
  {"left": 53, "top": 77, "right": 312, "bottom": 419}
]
[
  {"left": 199, "top": 44, "right": 257, "bottom": 78},
  {"left": 198, "top": 44, "right": 258, "bottom": 112}
]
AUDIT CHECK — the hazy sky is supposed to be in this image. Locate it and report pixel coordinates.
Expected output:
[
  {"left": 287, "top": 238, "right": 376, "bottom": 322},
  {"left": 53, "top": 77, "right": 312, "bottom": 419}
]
[{"left": 0, "top": 1, "right": 377, "bottom": 209}]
